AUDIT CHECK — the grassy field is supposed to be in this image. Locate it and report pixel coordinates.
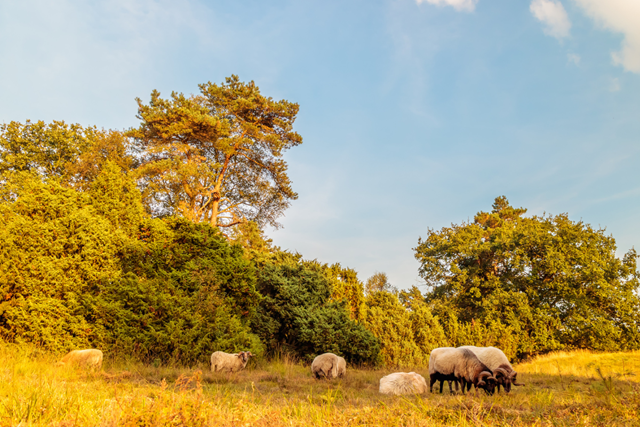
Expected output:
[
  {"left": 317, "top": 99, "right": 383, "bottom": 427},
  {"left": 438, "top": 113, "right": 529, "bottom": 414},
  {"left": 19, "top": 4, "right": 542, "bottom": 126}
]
[{"left": 1, "top": 347, "right": 639, "bottom": 426}]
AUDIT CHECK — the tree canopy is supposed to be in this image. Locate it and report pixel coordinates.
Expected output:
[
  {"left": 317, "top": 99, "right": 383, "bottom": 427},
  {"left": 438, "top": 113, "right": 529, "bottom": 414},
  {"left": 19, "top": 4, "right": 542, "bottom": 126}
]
[
  {"left": 129, "top": 75, "right": 302, "bottom": 229},
  {"left": 414, "top": 196, "right": 640, "bottom": 356},
  {"left": 0, "top": 120, "right": 134, "bottom": 189}
]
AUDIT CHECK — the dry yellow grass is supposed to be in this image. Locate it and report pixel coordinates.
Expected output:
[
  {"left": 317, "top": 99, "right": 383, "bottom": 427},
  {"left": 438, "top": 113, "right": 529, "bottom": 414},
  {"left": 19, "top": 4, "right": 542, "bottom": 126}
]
[{"left": 1, "top": 346, "right": 639, "bottom": 426}]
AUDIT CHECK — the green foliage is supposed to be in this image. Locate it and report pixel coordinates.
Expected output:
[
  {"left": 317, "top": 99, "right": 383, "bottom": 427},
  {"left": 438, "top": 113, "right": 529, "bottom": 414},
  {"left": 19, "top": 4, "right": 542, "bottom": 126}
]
[
  {"left": 6, "top": 116, "right": 638, "bottom": 369},
  {"left": 414, "top": 196, "right": 640, "bottom": 358},
  {"left": 364, "top": 290, "right": 424, "bottom": 366},
  {"left": 409, "top": 302, "right": 448, "bottom": 357},
  {"left": 0, "top": 173, "right": 122, "bottom": 351},
  {"left": 98, "top": 216, "right": 264, "bottom": 363},
  {"left": 129, "top": 75, "right": 302, "bottom": 229},
  {"left": 93, "top": 270, "right": 264, "bottom": 364},
  {"left": 365, "top": 272, "right": 397, "bottom": 296},
  {"left": 324, "top": 263, "right": 367, "bottom": 322},
  {"left": 0, "top": 120, "right": 96, "bottom": 181},
  {"left": 68, "top": 130, "right": 137, "bottom": 190},
  {"left": 130, "top": 217, "right": 261, "bottom": 320},
  {"left": 0, "top": 121, "right": 134, "bottom": 190},
  {"left": 230, "top": 221, "right": 275, "bottom": 263},
  {"left": 88, "top": 161, "right": 145, "bottom": 236},
  {"left": 0, "top": 169, "right": 263, "bottom": 363},
  {"left": 363, "top": 281, "right": 449, "bottom": 367},
  {"left": 253, "top": 256, "right": 380, "bottom": 364},
  {"left": 364, "top": 289, "right": 451, "bottom": 367}
]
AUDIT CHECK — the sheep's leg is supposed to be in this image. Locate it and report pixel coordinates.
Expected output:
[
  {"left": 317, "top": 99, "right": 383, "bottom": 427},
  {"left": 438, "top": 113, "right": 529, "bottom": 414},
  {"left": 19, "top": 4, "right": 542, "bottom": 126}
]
[
  {"left": 455, "top": 380, "right": 459, "bottom": 392},
  {"left": 429, "top": 375, "right": 437, "bottom": 393},
  {"left": 439, "top": 380, "right": 444, "bottom": 394},
  {"left": 460, "top": 379, "right": 466, "bottom": 395},
  {"left": 447, "top": 380, "right": 453, "bottom": 393}
]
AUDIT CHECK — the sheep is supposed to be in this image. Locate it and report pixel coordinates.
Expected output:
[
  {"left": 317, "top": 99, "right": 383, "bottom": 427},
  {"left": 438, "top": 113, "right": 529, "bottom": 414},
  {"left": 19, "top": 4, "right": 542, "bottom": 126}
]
[
  {"left": 379, "top": 372, "right": 428, "bottom": 395},
  {"left": 335, "top": 355, "right": 347, "bottom": 378},
  {"left": 453, "top": 348, "right": 497, "bottom": 395},
  {"left": 210, "top": 350, "right": 253, "bottom": 373},
  {"left": 311, "top": 353, "right": 346, "bottom": 379},
  {"left": 428, "top": 347, "right": 460, "bottom": 393},
  {"left": 56, "top": 349, "right": 103, "bottom": 370},
  {"left": 459, "top": 346, "right": 525, "bottom": 393}
]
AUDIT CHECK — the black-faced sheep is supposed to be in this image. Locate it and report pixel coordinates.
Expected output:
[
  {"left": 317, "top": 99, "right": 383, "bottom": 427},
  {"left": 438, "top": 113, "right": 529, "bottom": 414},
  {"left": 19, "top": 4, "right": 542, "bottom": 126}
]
[
  {"left": 210, "top": 351, "right": 253, "bottom": 373},
  {"left": 57, "top": 349, "right": 103, "bottom": 370},
  {"left": 428, "top": 347, "right": 460, "bottom": 393},
  {"left": 459, "top": 346, "right": 524, "bottom": 392},
  {"left": 454, "top": 348, "right": 498, "bottom": 395},
  {"left": 311, "top": 353, "right": 346, "bottom": 379},
  {"left": 379, "top": 372, "right": 428, "bottom": 395}
]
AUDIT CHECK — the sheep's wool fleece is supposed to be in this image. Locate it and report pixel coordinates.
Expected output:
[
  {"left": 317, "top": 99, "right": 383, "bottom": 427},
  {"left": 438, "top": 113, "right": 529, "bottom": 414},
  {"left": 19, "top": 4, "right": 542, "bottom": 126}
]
[
  {"left": 211, "top": 351, "right": 250, "bottom": 372},
  {"left": 59, "top": 349, "right": 103, "bottom": 369},
  {"left": 311, "top": 353, "right": 345, "bottom": 379},
  {"left": 428, "top": 347, "right": 458, "bottom": 375},
  {"left": 459, "top": 346, "right": 511, "bottom": 371},
  {"left": 379, "top": 372, "right": 428, "bottom": 395}
]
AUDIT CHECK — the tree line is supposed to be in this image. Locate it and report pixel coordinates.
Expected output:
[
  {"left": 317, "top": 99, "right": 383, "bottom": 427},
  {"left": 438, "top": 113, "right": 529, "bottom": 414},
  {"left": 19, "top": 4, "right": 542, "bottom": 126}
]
[{"left": 1, "top": 76, "right": 638, "bottom": 366}]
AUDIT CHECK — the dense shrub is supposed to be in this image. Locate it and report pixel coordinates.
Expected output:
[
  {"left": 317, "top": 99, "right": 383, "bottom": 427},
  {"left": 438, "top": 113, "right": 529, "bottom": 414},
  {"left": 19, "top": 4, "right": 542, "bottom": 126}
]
[
  {"left": 0, "top": 173, "right": 122, "bottom": 351},
  {"left": 0, "top": 169, "right": 263, "bottom": 363},
  {"left": 252, "top": 256, "right": 380, "bottom": 365}
]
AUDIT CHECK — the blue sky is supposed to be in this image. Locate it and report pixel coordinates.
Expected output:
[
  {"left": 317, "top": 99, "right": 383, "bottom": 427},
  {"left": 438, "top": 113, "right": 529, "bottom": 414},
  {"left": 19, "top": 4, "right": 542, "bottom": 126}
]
[{"left": 1, "top": 0, "right": 639, "bottom": 289}]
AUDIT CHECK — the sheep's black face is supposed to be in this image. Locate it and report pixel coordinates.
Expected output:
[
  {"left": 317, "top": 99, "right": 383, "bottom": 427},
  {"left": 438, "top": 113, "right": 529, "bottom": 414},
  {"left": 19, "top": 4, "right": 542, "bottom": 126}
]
[
  {"left": 482, "top": 379, "right": 497, "bottom": 395},
  {"left": 503, "top": 379, "right": 512, "bottom": 393}
]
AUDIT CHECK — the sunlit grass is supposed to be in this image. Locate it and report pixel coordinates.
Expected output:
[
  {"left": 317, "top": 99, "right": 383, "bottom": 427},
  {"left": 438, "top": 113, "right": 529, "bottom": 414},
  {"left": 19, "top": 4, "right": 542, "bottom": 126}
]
[
  {"left": 518, "top": 350, "right": 640, "bottom": 382},
  {"left": 1, "top": 345, "right": 639, "bottom": 426}
]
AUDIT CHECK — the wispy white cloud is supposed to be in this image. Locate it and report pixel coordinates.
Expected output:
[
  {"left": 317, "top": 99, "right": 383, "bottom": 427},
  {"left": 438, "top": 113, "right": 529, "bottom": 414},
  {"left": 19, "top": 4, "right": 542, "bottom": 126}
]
[
  {"left": 530, "top": 0, "right": 571, "bottom": 39},
  {"left": 574, "top": 0, "right": 640, "bottom": 74},
  {"left": 415, "top": 0, "right": 478, "bottom": 13},
  {"left": 567, "top": 53, "right": 581, "bottom": 65}
]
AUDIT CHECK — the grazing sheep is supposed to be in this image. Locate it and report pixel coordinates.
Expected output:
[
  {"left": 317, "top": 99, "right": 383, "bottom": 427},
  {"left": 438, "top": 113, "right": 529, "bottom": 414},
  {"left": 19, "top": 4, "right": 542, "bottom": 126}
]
[
  {"left": 311, "top": 353, "right": 346, "bottom": 379},
  {"left": 454, "top": 348, "right": 497, "bottom": 395},
  {"left": 210, "top": 351, "right": 253, "bottom": 373},
  {"left": 335, "top": 355, "right": 347, "bottom": 378},
  {"left": 428, "top": 347, "right": 460, "bottom": 393},
  {"left": 379, "top": 372, "right": 428, "bottom": 395},
  {"left": 459, "top": 346, "right": 524, "bottom": 393},
  {"left": 57, "top": 349, "right": 103, "bottom": 370}
]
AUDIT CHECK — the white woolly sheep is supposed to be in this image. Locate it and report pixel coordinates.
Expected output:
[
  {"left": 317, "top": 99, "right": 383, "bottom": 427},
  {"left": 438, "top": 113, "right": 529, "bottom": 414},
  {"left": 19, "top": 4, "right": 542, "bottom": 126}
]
[
  {"left": 459, "top": 346, "right": 525, "bottom": 393},
  {"left": 57, "top": 349, "right": 103, "bottom": 370},
  {"left": 428, "top": 347, "right": 459, "bottom": 393},
  {"left": 379, "top": 372, "right": 428, "bottom": 395},
  {"left": 453, "top": 348, "right": 497, "bottom": 395},
  {"left": 210, "top": 351, "right": 253, "bottom": 373},
  {"left": 311, "top": 353, "right": 346, "bottom": 379}
]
